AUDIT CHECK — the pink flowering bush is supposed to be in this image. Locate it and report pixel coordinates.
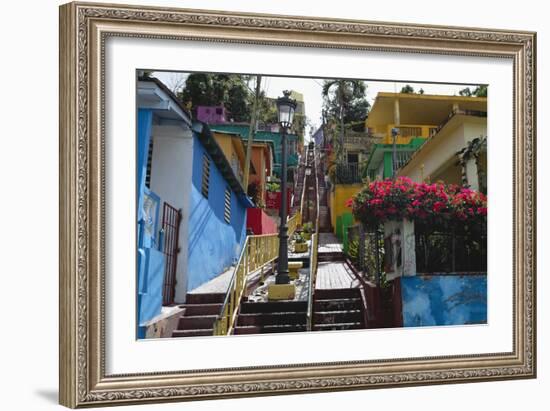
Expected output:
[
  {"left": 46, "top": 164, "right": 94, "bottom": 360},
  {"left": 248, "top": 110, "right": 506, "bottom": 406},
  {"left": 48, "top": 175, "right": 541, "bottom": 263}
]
[{"left": 348, "top": 177, "right": 487, "bottom": 232}]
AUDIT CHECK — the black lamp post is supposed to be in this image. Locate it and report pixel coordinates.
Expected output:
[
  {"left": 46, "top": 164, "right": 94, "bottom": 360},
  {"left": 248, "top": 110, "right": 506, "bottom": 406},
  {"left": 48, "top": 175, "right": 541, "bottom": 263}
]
[{"left": 275, "top": 90, "right": 297, "bottom": 285}]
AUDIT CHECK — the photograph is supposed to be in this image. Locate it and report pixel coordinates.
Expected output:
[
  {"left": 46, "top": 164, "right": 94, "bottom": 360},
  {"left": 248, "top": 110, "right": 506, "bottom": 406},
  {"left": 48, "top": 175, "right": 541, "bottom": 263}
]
[{"left": 136, "top": 71, "right": 488, "bottom": 339}]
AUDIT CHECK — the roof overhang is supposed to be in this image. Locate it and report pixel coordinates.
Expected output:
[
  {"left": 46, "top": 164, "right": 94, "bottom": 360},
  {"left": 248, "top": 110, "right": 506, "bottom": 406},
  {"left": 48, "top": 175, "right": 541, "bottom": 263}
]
[
  {"left": 137, "top": 79, "right": 192, "bottom": 125},
  {"left": 367, "top": 92, "right": 487, "bottom": 128}
]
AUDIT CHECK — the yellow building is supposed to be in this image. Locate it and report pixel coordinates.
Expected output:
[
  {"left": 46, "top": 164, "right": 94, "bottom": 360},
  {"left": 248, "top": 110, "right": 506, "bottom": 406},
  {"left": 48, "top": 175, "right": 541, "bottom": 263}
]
[
  {"left": 398, "top": 112, "right": 487, "bottom": 193},
  {"left": 330, "top": 92, "right": 488, "bottom": 239},
  {"left": 364, "top": 92, "right": 487, "bottom": 180},
  {"left": 212, "top": 130, "right": 252, "bottom": 184}
]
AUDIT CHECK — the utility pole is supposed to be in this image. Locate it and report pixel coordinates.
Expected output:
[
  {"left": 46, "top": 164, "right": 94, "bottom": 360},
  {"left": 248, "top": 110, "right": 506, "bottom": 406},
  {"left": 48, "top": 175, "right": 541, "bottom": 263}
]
[{"left": 244, "top": 75, "right": 262, "bottom": 189}]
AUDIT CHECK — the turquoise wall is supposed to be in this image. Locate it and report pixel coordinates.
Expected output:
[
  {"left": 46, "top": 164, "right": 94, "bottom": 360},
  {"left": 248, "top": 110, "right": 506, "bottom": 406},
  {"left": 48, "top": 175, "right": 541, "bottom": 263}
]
[
  {"left": 187, "top": 134, "right": 248, "bottom": 291},
  {"left": 137, "top": 109, "right": 165, "bottom": 336},
  {"left": 401, "top": 275, "right": 487, "bottom": 327}
]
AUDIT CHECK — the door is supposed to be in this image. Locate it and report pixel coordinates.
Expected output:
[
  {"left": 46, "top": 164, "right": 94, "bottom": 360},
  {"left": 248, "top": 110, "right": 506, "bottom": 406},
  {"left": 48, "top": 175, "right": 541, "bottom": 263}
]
[{"left": 161, "top": 202, "right": 182, "bottom": 305}]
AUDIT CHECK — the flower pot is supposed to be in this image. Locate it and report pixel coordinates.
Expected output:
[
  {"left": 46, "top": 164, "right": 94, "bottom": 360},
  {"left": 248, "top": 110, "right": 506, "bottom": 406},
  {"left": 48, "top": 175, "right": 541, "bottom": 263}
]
[{"left": 294, "top": 242, "right": 309, "bottom": 253}]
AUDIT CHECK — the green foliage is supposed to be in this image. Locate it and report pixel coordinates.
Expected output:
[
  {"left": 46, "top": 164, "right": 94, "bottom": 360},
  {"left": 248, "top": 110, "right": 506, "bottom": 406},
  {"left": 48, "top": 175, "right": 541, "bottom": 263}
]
[
  {"left": 400, "top": 84, "right": 415, "bottom": 93},
  {"left": 266, "top": 182, "right": 280, "bottom": 192},
  {"left": 302, "top": 222, "right": 314, "bottom": 233},
  {"left": 459, "top": 85, "right": 488, "bottom": 97},
  {"left": 178, "top": 73, "right": 252, "bottom": 122},
  {"left": 322, "top": 79, "right": 370, "bottom": 132}
]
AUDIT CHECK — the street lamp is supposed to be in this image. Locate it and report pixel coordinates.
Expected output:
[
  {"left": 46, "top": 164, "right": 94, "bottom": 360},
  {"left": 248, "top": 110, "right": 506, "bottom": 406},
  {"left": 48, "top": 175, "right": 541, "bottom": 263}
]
[
  {"left": 275, "top": 90, "right": 297, "bottom": 285},
  {"left": 391, "top": 127, "right": 400, "bottom": 178}
]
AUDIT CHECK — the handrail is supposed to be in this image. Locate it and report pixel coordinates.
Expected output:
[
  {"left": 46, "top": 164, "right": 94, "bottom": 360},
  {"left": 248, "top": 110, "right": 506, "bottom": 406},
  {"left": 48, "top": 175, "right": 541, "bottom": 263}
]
[
  {"left": 299, "top": 145, "right": 310, "bottom": 219},
  {"left": 287, "top": 211, "right": 301, "bottom": 239},
  {"left": 212, "top": 233, "right": 278, "bottom": 335},
  {"left": 213, "top": 211, "right": 302, "bottom": 336},
  {"left": 306, "top": 145, "right": 321, "bottom": 331}
]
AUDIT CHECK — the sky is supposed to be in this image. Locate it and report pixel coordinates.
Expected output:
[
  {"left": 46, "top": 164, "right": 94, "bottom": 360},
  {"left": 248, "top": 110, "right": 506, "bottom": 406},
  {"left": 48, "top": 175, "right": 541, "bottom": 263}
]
[{"left": 153, "top": 70, "right": 481, "bottom": 141}]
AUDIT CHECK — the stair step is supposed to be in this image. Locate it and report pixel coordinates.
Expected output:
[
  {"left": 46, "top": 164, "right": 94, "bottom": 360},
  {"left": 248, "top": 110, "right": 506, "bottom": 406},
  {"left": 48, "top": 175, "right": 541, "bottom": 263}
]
[
  {"left": 234, "top": 324, "right": 307, "bottom": 334},
  {"left": 313, "top": 322, "right": 363, "bottom": 331},
  {"left": 240, "top": 301, "right": 307, "bottom": 314},
  {"left": 314, "top": 298, "right": 361, "bottom": 311},
  {"left": 178, "top": 315, "right": 217, "bottom": 329},
  {"left": 315, "top": 288, "right": 361, "bottom": 300},
  {"left": 172, "top": 328, "right": 213, "bottom": 337},
  {"left": 314, "top": 310, "right": 363, "bottom": 325},
  {"left": 237, "top": 312, "right": 307, "bottom": 326},
  {"left": 180, "top": 303, "right": 222, "bottom": 316},
  {"left": 186, "top": 293, "right": 226, "bottom": 304}
]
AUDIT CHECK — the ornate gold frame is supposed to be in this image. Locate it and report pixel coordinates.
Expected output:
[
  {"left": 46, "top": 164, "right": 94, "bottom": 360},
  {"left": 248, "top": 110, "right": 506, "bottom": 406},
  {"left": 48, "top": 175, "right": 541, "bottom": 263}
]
[{"left": 59, "top": 1, "right": 536, "bottom": 408}]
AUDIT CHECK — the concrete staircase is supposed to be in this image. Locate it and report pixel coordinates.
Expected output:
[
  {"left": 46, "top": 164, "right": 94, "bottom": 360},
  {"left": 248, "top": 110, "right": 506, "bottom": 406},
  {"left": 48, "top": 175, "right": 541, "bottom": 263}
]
[
  {"left": 171, "top": 293, "right": 225, "bottom": 337},
  {"left": 313, "top": 288, "right": 365, "bottom": 331},
  {"left": 233, "top": 301, "right": 308, "bottom": 334}
]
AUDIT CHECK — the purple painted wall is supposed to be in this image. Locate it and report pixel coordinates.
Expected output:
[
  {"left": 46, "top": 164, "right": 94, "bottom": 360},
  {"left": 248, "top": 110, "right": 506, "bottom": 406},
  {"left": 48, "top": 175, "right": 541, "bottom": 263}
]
[{"left": 196, "top": 106, "right": 227, "bottom": 124}]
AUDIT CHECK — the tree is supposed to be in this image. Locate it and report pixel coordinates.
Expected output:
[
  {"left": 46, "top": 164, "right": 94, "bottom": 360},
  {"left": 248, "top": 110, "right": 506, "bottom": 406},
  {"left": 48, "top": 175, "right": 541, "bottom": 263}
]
[
  {"left": 400, "top": 84, "right": 415, "bottom": 94},
  {"left": 472, "top": 85, "right": 488, "bottom": 97},
  {"left": 459, "top": 87, "right": 473, "bottom": 97},
  {"left": 322, "top": 80, "right": 370, "bottom": 160},
  {"left": 166, "top": 73, "right": 187, "bottom": 94},
  {"left": 322, "top": 79, "right": 370, "bottom": 135},
  {"left": 459, "top": 86, "right": 487, "bottom": 97},
  {"left": 178, "top": 73, "right": 252, "bottom": 122}
]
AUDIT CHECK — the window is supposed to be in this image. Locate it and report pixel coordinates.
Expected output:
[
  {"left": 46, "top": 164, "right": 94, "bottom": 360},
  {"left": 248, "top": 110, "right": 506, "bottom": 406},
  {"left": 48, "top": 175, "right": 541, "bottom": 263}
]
[
  {"left": 145, "top": 138, "right": 154, "bottom": 188},
  {"left": 201, "top": 155, "right": 210, "bottom": 198},
  {"left": 224, "top": 187, "right": 231, "bottom": 224},
  {"left": 215, "top": 107, "right": 223, "bottom": 115},
  {"left": 347, "top": 153, "right": 359, "bottom": 164}
]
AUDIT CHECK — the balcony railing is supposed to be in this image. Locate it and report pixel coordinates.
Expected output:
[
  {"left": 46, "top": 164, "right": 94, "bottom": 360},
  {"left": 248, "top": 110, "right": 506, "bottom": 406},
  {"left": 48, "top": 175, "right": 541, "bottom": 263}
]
[{"left": 335, "top": 163, "right": 362, "bottom": 184}]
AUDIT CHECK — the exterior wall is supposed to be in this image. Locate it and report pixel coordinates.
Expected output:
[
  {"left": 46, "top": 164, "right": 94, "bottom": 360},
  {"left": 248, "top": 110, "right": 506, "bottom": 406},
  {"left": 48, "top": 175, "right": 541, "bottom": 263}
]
[
  {"left": 209, "top": 124, "right": 299, "bottom": 177},
  {"left": 187, "top": 135, "right": 247, "bottom": 291},
  {"left": 137, "top": 109, "right": 164, "bottom": 330},
  {"left": 330, "top": 184, "right": 362, "bottom": 235},
  {"left": 400, "top": 275, "right": 487, "bottom": 327},
  {"left": 196, "top": 105, "right": 227, "bottom": 124},
  {"left": 149, "top": 124, "right": 194, "bottom": 303},
  {"left": 249, "top": 146, "right": 268, "bottom": 203},
  {"left": 246, "top": 208, "right": 277, "bottom": 235},
  {"left": 399, "top": 116, "right": 487, "bottom": 183}
]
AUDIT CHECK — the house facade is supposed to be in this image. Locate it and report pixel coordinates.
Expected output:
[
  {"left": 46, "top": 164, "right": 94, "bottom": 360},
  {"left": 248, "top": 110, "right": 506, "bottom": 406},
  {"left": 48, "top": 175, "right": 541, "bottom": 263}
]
[
  {"left": 365, "top": 92, "right": 487, "bottom": 180},
  {"left": 208, "top": 123, "right": 299, "bottom": 180},
  {"left": 136, "top": 78, "right": 253, "bottom": 337}
]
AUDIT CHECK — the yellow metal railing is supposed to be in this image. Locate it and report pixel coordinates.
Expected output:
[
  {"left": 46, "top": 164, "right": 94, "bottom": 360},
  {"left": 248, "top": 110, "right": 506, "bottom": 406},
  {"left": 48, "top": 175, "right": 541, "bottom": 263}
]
[
  {"left": 213, "top": 211, "right": 302, "bottom": 336},
  {"left": 287, "top": 212, "right": 301, "bottom": 239},
  {"left": 213, "top": 233, "right": 278, "bottom": 336}
]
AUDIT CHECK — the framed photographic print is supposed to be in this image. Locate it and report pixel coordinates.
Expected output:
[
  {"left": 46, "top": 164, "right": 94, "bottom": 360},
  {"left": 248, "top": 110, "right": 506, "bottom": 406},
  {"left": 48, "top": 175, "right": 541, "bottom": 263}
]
[{"left": 59, "top": 1, "right": 537, "bottom": 408}]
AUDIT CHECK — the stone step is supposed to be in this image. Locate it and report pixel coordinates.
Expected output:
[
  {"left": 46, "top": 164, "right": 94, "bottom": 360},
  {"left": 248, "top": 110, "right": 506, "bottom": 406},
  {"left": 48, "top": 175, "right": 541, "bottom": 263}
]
[
  {"left": 234, "top": 324, "right": 307, "bottom": 334},
  {"left": 178, "top": 314, "right": 217, "bottom": 330},
  {"left": 313, "top": 322, "right": 363, "bottom": 331},
  {"left": 315, "top": 288, "right": 361, "bottom": 300},
  {"left": 180, "top": 303, "right": 222, "bottom": 316},
  {"left": 237, "top": 312, "right": 307, "bottom": 326},
  {"left": 240, "top": 301, "right": 308, "bottom": 314},
  {"left": 172, "top": 328, "right": 213, "bottom": 337},
  {"left": 314, "top": 298, "right": 362, "bottom": 311},
  {"left": 314, "top": 310, "right": 363, "bottom": 325},
  {"left": 186, "top": 293, "right": 226, "bottom": 304}
]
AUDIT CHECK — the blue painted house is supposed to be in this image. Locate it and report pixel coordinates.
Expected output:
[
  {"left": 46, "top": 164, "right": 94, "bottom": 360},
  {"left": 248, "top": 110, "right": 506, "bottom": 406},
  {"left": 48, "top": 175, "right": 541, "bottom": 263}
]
[{"left": 137, "top": 78, "right": 253, "bottom": 337}]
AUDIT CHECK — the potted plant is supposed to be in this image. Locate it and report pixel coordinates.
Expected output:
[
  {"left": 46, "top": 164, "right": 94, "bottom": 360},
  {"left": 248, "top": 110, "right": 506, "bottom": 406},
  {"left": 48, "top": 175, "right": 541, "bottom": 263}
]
[
  {"left": 293, "top": 232, "right": 309, "bottom": 253},
  {"left": 302, "top": 222, "right": 314, "bottom": 240}
]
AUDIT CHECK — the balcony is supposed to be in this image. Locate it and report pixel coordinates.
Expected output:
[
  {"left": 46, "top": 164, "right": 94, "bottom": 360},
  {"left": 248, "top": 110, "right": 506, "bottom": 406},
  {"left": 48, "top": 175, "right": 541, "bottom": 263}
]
[{"left": 335, "top": 163, "right": 362, "bottom": 184}]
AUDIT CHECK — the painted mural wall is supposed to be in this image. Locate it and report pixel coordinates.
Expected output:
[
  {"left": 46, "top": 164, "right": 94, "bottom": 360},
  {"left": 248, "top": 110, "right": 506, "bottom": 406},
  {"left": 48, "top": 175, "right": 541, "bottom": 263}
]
[
  {"left": 187, "top": 135, "right": 247, "bottom": 291},
  {"left": 400, "top": 275, "right": 487, "bottom": 327}
]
